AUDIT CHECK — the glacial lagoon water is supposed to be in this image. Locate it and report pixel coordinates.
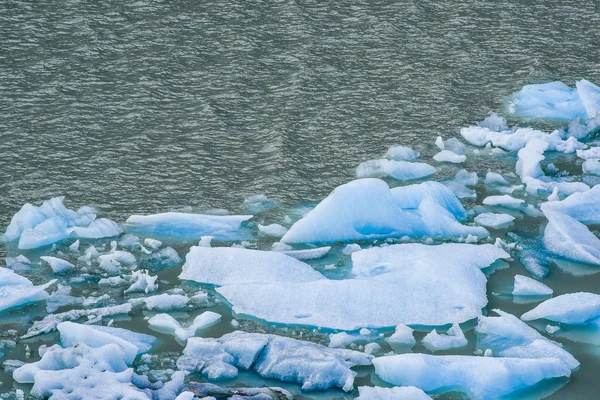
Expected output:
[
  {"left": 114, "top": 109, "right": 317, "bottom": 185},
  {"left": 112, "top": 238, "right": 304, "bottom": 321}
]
[{"left": 2, "top": 0, "right": 600, "bottom": 399}]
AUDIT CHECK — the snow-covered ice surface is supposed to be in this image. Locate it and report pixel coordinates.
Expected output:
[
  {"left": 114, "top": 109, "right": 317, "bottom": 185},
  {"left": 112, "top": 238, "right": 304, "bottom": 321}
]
[{"left": 5, "top": 80, "right": 600, "bottom": 399}]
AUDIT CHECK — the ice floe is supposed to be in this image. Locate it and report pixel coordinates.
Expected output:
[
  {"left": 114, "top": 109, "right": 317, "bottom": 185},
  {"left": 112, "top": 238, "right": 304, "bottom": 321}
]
[
  {"left": 512, "top": 275, "right": 553, "bottom": 296},
  {"left": 521, "top": 292, "right": 600, "bottom": 324},
  {"left": 356, "top": 159, "right": 436, "bottom": 181},
  {"left": 281, "top": 179, "right": 486, "bottom": 243},
  {"left": 422, "top": 323, "right": 468, "bottom": 351},
  {"left": 474, "top": 212, "right": 515, "bottom": 229},
  {"left": 543, "top": 211, "right": 600, "bottom": 265},
  {"left": 124, "top": 212, "right": 252, "bottom": 241}
]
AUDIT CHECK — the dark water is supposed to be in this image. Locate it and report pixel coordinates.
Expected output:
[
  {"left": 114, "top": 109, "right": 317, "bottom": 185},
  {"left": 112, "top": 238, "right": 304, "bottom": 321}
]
[
  {"left": 2, "top": 0, "right": 600, "bottom": 399},
  {"left": 2, "top": 0, "right": 600, "bottom": 224}
]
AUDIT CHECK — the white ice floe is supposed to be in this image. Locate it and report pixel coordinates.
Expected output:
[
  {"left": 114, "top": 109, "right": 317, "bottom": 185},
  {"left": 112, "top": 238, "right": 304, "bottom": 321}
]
[
  {"left": 356, "top": 386, "right": 431, "bottom": 400},
  {"left": 484, "top": 171, "right": 509, "bottom": 186},
  {"left": 482, "top": 195, "right": 524, "bottom": 209},
  {"left": 521, "top": 292, "right": 600, "bottom": 324},
  {"left": 217, "top": 243, "right": 508, "bottom": 330},
  {"left": 385, "top": 145, "right": 419, "bottom": 161},
  {"left": 512, "top": 275, "right": 553, "bottom": 296},
  {"left": 279, "top": 246, "right": 331, "bottom": 260},
  {"left": 474, "top": 213, "right": 515, "bottom": 229},
  {"left": 541, "top": 184, "right": 600, "bottom": 223},
  {"left": 433, "top": 149, "right": 466, "bottom": 163},
  {"left": 0, "top": 273, "right": 54, "bottom": 314},
  {"left": 40, "top": 256, "right": 74, "bottom": 274},
  {"left": 506, "top": 80, "right": 600, "bottom": 121},
  {"left": 390, "top": 181, "right": 468, "bottom": 220},
  {"left": 143, "top": 293, "right": 189, "bottom": 311},
  {"left": 143, "top": 238, "right": 162, "bottom": 250},
  {"left": 476, "top": 310, "right": 578, "bottom": 370},
  {"left": 124, "top": 270, "right": 158, "bottom": 295},
  {"left": 543, "top": 211, "right": 600, "bottom": 265},
  {"left": 356, "top": 159, "right": 436, "bottom": 181},
  {"left": 373, "top": 353, "right": 571, "bottom": 400},
  {"left": 148, "top": 311, "right": 222, "bottom": 342},
  {"left": 582, "top": 159, "right": 600, "bottom": 175},
  {"left": 57, "top": 322, "right": 156, "bottom": 364},
  {"left": 1, "top": 197, "right": 121, "bottom": 249},
  {"left": 257, "top": 223, "right": 288, "bottom": 237},
  {"left": 328, "top": 329, "right": 379, "bottom": 348},
  {"left": 281, "top": 179, "right": 486, "bottom": 243},
  {"left": 386, "top": 324, "right": 416, "bottom": 347},
  {"left": 442, "top": 169, "right": 477, "bottom": 199},
  {"left": 422, "top": 323, "right": 468, "bottom": 351},
  {"left": 461, "top": 125, "right": 584, "bottom": 153},
  {"left": 98, "top": 250, "right": 136, "bottom": 274},
  {"left": 13, "top": 343, "right": 151, "bottom": 400},
  {"left": 179, "top": 246, "right": 324, "bottom": 286},
  {"left": 176, "top": 331, "right": 372, "bottom": 391},
  {"left": 124, "top": 212, "right": 252, "bottom": 241}
]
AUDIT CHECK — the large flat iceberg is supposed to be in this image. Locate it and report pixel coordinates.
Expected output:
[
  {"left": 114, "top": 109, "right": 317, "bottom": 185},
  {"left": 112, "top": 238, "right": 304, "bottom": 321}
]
[
  {"left": 373, "top": 353, "right": 571, "bottom": 400},
  {"left": 217, "top": 243, "right": 508, "bottom": 330}
]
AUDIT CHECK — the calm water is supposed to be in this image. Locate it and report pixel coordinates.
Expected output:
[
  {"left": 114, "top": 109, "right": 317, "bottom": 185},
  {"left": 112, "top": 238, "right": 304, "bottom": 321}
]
[{"left": 2, "top": 0, "right": 600, "bottom": 399}]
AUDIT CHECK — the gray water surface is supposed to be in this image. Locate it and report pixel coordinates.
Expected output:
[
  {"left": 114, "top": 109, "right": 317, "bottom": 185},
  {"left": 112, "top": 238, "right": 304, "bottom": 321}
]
[{"left": 2, "top": 1, "right": 600, "bottom": 399}]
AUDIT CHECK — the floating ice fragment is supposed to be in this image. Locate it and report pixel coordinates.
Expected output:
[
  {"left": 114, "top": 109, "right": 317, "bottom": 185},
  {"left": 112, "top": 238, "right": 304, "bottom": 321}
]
[
  {"left": 521, "top": 292, "right": 600, "bottom": 324},
  {"left": 373, "top": 353, "right": 571, "bottom": 400},
  {"left": 477, "top": 113, "right": 509, "bottom": 132},
  {"left": 258, "top": 223, "right": 288, "bottom": 237},
  {"left": 280, "top": 246, "right": 331, "bottom": 260},
  {"left": 541, "top": 184, "right": 600, "bottom": 223},
  {"left": 433, "top": 149, "right": 466, "bottom": 163},
  {"left": 482, "top": 195, "right": 524, "bottom": 209},
  {"left": 124, "top": 212, "right": 252, "bottom": 241},
  {"left": 143, "top": 293, "right": 189, "bottom": 311},
  {"left": 422, "top": 323, "right": 467, "bottom": 351},
  {"left": 328, "top": 329, "right": 379, "bottom": 348},
  {"left": 512, "top": 275, "right": 553, "bottom": 296},
  {"left": 282, "top": 179, "right": 486, "bottom": 243},
  {"left": 385, "top": 146, "right": 419, "bottom": 161},
  {"left": 143, "top": 238, "right": 162, "bottom": 250},
  {"left": 40, "top": 256, "right": 74, "bottom": 274},
  {"left": 474, "top": 213, "right": 515, "bottom": 229},
  {"left": 356, "top": 159, "right": 436, "bottom": 181},
  {"left": 386, "top": 324, "right": 416, "bottom": 346},
  {"left": 148, "top": 312, "right": 222, "bottom": 342},
  {"left": 124, "top": 270, "right": 158, "bottom": 295},
  {"left": 543, "top": 211, "right": 600, "bottom": 265}
]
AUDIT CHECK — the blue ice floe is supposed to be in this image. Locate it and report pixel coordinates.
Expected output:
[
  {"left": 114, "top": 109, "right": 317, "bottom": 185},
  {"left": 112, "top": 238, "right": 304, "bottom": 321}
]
[
  {"left": 1, "top": 197, "right": 121, "bottom": 250},
  {"left": 281, "top": 178, "right": 486, "bottom": 244}
]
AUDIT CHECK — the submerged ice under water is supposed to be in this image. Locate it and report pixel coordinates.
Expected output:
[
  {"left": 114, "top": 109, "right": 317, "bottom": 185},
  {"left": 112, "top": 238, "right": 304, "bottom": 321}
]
[{"left": 2, "top": 79, "right": 600, "bottom": 399}]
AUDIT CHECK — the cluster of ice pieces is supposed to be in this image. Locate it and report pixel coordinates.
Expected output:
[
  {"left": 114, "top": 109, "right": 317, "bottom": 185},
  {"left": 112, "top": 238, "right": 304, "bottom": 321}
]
[{"left": 5, "top": 79, "right": 600, "bottom": 399}]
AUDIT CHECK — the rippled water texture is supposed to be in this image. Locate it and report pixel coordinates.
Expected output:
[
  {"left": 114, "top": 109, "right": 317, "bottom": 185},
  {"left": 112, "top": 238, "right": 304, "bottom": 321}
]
[{"left": 2, "top": 0, "right": 600, "bottom": 398}]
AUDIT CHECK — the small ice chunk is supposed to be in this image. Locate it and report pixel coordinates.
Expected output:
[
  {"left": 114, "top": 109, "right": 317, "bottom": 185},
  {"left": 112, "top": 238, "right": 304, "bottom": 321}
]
[
  {"left": 98, "top": 251, "right": 136, "bottom": 274},
  {"left": 40, "top": 256, "right": 74, "bottom": 274},
  {"left": 543, "top": 211, "right": 600, "bottom": 265},
  {"left": 541, "top": 184, "right": 600, "bottom": 223},
  {"left": 546, "top": 325, "right": 561, "bottom": 334},
  {"left": 342, "top": 243, "right": 361, "bottom": 255},
  {"left": 328, "top": 329, "right": 379, "bottom": 348},
  {"left": 57, "top": 322, "right": 155, "bottom": 364},
  {"left": 148, "top": 312, "right": 222, "bottom": 342},
  {"left": 482, "top": 195, "right": 524, "bottom": 209},
  {"left": 69, "top": 240, "right": 80, "bottom": 252},
  {"left": 386, "top": 324, "right": 416, "bottom": 346},
  {"left": 198, "top": 235, "right": 213, "bottom": 247},
  {"left": 68, "top": 218, "right": 122, "bottom": 239},
  {"left": 433, "top": 150, "right": 466, "bottom": 163},
  {"left": 244, "top": 194, "right": 277, "bottom": 213},
  {"left": 512, "top": 275, "right": 553, "bottom": 296},
  {"left": 144, "top": 238, "right": 162, "bottom": 250},
  {"left": 364, "top": 342, "right": 381, "bottom": 355},
  {"left": 257, "top": 223, "right": 288, "bottom": 238},
  {"left": 385, "top": 146, "right": 419, "bottom": 161},
  {"left": 143, "top": 293, "right": 189, "bottom": 311},
  {"left": 124, "top": 270, "right": 158, "bottom": 295},
  {"left": 356, "top": 386, "right": 431, "bottom": 400},
  {"left": 583, "top": 159, "right": 600, "bottom": 176},
  {"left": 422, "top": 323, "right": 467, "bottom": 351},
  {"left": 442, "top": 169, "right": 477, "bottom": 199},
  {"left": 477, "top": 310, "right": 578, "bottom": 370},
  {"left": 474, "top": 213, "right": 515, "bottom": 229},
  {"left": 484, "top": 171, "right": 508, "bottom": 186},
  {"left": 521, "top": 292, "right": 600, "bottom": 324},
  {"left": 356, "top": 159, "right": 436, "bottom": 181},
  {"left": 477, "top": 113, "right": 508, "bottom": 132},
  {"left": 281, "top": 246, "right": 331, "bottom": 260}
]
